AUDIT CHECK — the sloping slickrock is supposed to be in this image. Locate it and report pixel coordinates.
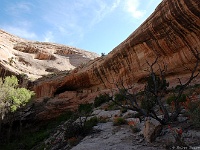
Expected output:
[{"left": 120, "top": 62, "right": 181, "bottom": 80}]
[
  {"left": 0, "top": 30, "right": 99, "bottom": 80},
  {"left": 71, "top": 122, "right": 165, "bottom": 150}
]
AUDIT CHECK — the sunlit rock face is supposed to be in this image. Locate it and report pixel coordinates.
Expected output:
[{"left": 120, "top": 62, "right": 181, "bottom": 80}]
[
  {"left": 0, "top": 30, "right": 99, "bottom": 80},
  {"left": 32, "top": 0, "right": 200, "bottom": 119}
]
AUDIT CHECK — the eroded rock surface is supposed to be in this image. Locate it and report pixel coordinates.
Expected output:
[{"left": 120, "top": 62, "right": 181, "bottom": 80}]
[
  {"left": 143, "top": 118, "right": 162, "bottom": 143},
  {"left": 32, "top": 0, "right": 200, "bottom": 119},
  {"left": 0, "top": 30, "right": 99, "bottom": 80}
]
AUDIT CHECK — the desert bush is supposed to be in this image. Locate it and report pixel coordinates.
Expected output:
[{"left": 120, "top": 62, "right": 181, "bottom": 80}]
[
  {"left": 94, "top": 93, "right": 110, "bottom": 108},
  {"left": 65, "top": 120, "right": 82, "bottom": 139},
  {"left": 98, "top": 116, "right": 108, "bottom": 123},
  {"left": 83, "top": 116, "right": 98, "bottom": 134},
  {"left": 85, "top": 116, "right": 98, "bottom": 127},
  {"left": 130, "top": 126, "right": 140, "bottom": 133},
  {"left": 65, "top": 103, "right": 97, "bottom": 140},
  {"left": 166, "top": 94, "right": 187, "bottom": 105},
  {"left": 107, "top": 101, "right": 119, "bottom": 110},
  {"left": 167, "top": 125, "right": 185, "bottom": 146},
  {"left": 140, "top": 97, "right": 156, "bottom": 113},
  {"left": 78, "top": 103, "right": 93, "bottom": 116},
  {"left": 113, "top": 117, "right": 127, "bottom": 126},
  {"left": 114, "top": 89, "right": 127, "bottom": 101},
  {"left": 133, "top": 112, "right": 143, "bottom": 118},
  {"left": 120, "top": 107, "right": 128, "bottom": 113},
  {"left": 101, "top": 53, "right": 105, "bottom": 56},
  {"left": 128, "top": 120, "right": 141, "bottom": 133}
]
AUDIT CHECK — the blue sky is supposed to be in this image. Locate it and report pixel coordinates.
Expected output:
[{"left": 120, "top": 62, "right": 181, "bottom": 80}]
[{"left": 0, "top": 0, "right": 162, "bottom": 54}]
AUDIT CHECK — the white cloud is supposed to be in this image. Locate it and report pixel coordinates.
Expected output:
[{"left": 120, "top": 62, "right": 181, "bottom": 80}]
[
  {"left": 90, "top": 0, "right": 121, "bottom": 26},
  {"left": 6, "top": 2, "right": 32, "bottom": 16},
  {"left": 124, "top": 0, "right": 146, "bottom": 19},
  {"left": 38, "top": 0, "right": 121, "bottom": 45},
  {"left": 44, "top": 31, "right": 54, "bottom": 42}
]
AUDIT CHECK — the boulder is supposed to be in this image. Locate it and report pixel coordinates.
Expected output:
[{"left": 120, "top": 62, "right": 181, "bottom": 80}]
[
  {"left": 143, "top": 118, "right": 162, "bottom": 142},
  {"left": 122, "top": 110, "right": 138, "bottom": 119},
  {"left": 93, "top": 110, "right": 121, "bottom": 121}
]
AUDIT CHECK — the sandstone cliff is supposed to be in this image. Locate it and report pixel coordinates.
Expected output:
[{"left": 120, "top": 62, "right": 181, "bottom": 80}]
[
  {"left": 22, "top": 0, "right": 200, "bottom": 119},
  {"left": 0, "top": 30, "right": 99, "bottom": 80}
]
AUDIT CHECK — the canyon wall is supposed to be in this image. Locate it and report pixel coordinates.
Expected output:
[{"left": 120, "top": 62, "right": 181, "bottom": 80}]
[
  {"left": 33, "top": 0, "right": 200, "bottom": 119},
  {"left": 0, "top": 30, "right": 99, "bottom": 80}
]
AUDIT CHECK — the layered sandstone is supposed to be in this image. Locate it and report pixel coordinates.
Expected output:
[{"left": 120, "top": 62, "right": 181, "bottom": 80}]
[
  {"left": 20, "top": 0, "right": 200, "bottom": 119},
  {"left": 34, "top": 0, "right": 200, "bottom": 93},
  {"left": 0, "top": 30, "right": 99, "bottom": 80}
]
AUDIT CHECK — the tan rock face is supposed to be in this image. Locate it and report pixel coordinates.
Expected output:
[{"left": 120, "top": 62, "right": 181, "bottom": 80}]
[
  {"left": 13, "top": 42, "right": 39, "bottom": 53},
  {"left": 0, "top": 30, "right": 99, "bottom": 80}
]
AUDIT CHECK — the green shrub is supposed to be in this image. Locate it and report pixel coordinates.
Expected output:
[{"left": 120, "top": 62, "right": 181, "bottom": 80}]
[
  {"left": 146, "top": 73, "right": 169, "bottom": 92},
  {"left": 114, "top": 89, "right": 127, "bottom": 102},
  {"left": 56, "top": 111, "right": 73, "bottom": 123},
  {"left": 85, "top": 116, "right": 98, "bottom": 127},
  {"left": 166, "top": 94, "right": 187, "bottom": 105},
  {"left": 141, "top": 97, "right": 156, "bottom": 113},
  {"left": 65, "top": 103, "right": 96, "bottom": 140},
  {"left": 113, "top": 117, "right": 127, "bottom": 126},
  {"left": 120, "top": 107, "right": 128, "bottom": 113},
  {"left": 98, "top": 116, "right": 108, "bottom": 123},
  {"left": 179, "top": 94, "right": 187, "bottom": 103},
  {"left": 166, "top": 95, "right": 176, "bottom": 105},
  {"left": 133, "top": 112, "right": 143, "bottom": 118},
  {"left": 101, "top": 53, "right": 105, "bottom": 56},
  {"left": 194, "top": 84, "right": 200, "bottom": 88},
  {"left": 175, "top": 85, "right": 183, "bottom": 90},
  {"left": 83, "top": 116, "right": 98, "bottom": 133},
  {"left": 78, "top": 103, "right": 93, "bottom": 116},
  {"left": 65, "top": 120, "right": 82, "bottom": 139},
  {"left": 94, "top": 94, "right": 110, "bottom": 108},
  {"left": 107, "top": 102, "right": 119, "bottom": 110},
  {"left": 130, "top": 126, "right": 141, "bottom": 133},
  {"left": 65, "top": 116, "right": 98, "bottom": 140}
]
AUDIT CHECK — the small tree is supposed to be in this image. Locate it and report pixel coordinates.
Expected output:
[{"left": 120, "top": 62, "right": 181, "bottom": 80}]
[
  {"left": 101, "top": 53, "right": 105, "bottom": 57},
  {"left": 65, "top": 103, "right": 97, "bottom": 140},
  {"left": 0, "top": 76, "right": 34, "bottom": 119},
  {"left": 0, "top": 75, "right": 35, "bottom": 142},
  {"left": 94, "top": 93, "right": 110, "bottom": 108},
  {"left": 78, "top": 103, "right": 93, "bottom": 129},
  {"left": 110, "top": 55, "right": 199, "bottom": 125}
]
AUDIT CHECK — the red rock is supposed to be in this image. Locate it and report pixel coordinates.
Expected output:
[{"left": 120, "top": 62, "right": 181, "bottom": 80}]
[
  {"left": 1, "top": 0, "right": 200, "bottom": 120},
  {"left": 33, "top": 0, "right": 200, "bottom": 119}
]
